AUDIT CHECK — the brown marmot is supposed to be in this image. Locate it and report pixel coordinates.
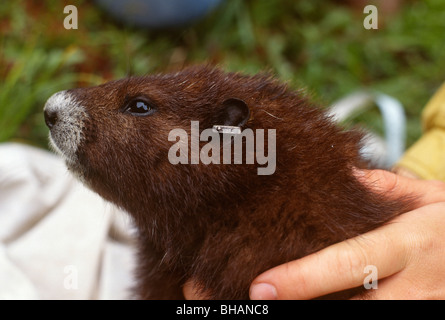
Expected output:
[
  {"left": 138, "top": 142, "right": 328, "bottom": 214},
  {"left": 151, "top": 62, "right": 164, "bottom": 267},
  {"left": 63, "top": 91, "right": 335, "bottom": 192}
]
[{"left": 43, "top": 66, "right": 409, "bottom": 299}]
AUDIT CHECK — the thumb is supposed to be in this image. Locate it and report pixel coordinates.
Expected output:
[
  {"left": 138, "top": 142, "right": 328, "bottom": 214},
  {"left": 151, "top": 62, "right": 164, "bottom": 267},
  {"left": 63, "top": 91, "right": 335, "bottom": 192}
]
[{"left": 249, "top": 221, "right": 408, "bottom": 300}]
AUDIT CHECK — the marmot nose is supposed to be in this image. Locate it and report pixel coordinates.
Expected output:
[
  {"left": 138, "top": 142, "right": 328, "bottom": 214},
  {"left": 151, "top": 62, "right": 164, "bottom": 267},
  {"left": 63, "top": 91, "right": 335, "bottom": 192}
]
[{"left": 44, "top": 109, "right": 58, "bottom": 129}]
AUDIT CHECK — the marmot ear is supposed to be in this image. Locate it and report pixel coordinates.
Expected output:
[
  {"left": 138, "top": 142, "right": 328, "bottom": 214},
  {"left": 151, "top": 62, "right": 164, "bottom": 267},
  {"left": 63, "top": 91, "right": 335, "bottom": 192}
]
[{"left": 215, "top": 98, "right": 250, "bottom": 128}]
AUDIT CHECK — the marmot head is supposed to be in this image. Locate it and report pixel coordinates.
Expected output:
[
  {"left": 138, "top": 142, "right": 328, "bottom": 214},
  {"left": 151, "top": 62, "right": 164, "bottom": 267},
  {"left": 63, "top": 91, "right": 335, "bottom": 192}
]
[{"left": 43, "top": 66, "right": 362, "bottom": 223}]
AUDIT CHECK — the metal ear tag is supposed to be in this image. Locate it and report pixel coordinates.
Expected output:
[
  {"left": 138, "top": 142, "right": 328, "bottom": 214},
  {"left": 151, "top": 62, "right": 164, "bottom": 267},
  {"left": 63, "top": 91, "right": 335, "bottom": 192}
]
[{"left": 212, "top": 125, "right": 241, "bottom": 134}]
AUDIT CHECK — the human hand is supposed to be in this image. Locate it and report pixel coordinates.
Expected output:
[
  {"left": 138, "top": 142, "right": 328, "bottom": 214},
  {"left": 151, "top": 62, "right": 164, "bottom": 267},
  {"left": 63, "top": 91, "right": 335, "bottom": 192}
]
[{"left": 249, "top": 170, "right": 445, "bottom": 299}]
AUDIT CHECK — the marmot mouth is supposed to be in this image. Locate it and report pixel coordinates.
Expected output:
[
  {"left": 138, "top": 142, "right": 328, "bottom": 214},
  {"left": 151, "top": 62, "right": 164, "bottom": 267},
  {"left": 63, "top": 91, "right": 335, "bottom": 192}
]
[{"left": 43, "top": 90, "right": 87, "bottom": 164}]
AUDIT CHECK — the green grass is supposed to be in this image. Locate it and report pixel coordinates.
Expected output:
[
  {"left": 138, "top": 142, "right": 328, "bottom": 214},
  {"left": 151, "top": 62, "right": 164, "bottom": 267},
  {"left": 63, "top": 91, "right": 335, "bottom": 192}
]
[{"left": 1, "top": 0, "right": 445, "bottom": 149}]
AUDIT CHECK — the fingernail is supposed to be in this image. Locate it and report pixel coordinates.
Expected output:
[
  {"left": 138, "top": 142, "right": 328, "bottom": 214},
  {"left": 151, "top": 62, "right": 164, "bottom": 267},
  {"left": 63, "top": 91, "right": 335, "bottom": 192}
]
[{"left": 250, "top": 283, "right": 277, "bottom": 300}]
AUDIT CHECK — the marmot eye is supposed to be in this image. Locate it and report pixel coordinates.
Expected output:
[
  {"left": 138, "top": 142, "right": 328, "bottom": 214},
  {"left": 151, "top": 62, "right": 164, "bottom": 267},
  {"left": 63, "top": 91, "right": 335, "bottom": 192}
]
[{"left": 124, "top": 98, "right": 155, "bottom": 116}]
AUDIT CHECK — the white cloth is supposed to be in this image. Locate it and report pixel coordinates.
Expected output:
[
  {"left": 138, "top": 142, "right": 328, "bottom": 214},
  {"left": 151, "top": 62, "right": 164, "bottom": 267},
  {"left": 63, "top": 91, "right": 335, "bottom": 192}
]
[{"left": 0, "top": 143, "right": 137, "bottom": 299}]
